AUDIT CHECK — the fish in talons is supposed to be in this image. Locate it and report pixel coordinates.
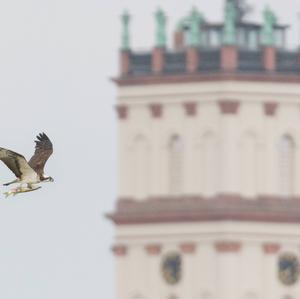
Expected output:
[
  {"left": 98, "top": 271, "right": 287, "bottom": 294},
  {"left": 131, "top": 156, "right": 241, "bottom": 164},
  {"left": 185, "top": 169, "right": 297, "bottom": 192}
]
[{"left": 4, "top": 185, "right": 42, "bottom": 198}]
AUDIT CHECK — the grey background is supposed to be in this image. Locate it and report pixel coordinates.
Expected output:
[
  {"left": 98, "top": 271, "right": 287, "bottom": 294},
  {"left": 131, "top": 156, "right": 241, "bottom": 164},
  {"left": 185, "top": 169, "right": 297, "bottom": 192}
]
[{"left": 0, "top": 0, "right": 297, "bottom": 298}]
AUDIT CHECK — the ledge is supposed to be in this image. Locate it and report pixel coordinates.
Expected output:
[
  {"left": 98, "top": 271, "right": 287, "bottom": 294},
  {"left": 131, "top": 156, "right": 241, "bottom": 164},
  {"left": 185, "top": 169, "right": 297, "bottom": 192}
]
[
  {"left": 106, "top": 194, "right": 300, "bottom": 225},
  {"left": 113, "top": 72, "right": 300, "bottom": 87}
]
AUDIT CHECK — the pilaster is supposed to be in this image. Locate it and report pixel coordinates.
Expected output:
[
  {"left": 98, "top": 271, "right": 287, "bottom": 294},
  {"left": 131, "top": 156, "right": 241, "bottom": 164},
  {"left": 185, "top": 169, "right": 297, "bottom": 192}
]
[
  {"left": 112, "top": 245, "right": 128, "bottom": 299},
  {"left": 145, "top": 244, "right": 161, "bottom": 299},
  {"left": 149, "top": 104, "right": 163, "bottom": 195},
  {"left": 264, "top": 102, "right": 278, "bottom": 194},
  {"left": 183, "top": 102, "right": 197, "bottom": 194},
  {"left": 218, "top": 100, "right": 240, "bottom": 193},
  {"left": 215, "top": 241, "right": 241, "bottom": 299},
  {"left": 180, "top": 242, "right": 197, "bottom": 298},
  {"left": 262, "top": 243, "right": 281, "bottom": 298}
]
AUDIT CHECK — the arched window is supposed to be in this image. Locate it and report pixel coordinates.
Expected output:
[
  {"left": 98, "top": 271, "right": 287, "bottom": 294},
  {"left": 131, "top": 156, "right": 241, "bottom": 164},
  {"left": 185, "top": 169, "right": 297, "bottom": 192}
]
[
  {"left": 168, "top": 135, "right": 183, "bottom": 195},
  {"left": 279, "top": 135, "right": 295, "bottom": 197},
  {"left": 240, "top": 133, "right": 257, "bottom": 197},
  {"left": 133, "top": 135, "right": 149, "bottom": 199}
]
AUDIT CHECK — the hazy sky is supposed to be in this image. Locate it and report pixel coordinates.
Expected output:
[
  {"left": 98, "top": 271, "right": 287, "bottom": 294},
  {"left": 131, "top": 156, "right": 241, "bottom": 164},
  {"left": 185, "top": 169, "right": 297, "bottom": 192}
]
[{"left": 0, "top": 1, "right": 298, "bottom": 299}]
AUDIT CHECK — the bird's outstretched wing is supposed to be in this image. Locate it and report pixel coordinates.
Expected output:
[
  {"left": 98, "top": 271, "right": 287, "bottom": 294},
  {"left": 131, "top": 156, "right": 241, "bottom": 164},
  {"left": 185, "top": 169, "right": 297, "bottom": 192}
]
[
  {"left": 28, "top": 133, "right": 53, "bottom": 176},
  {"left": 0, "top": 148, "right": 36, "bottom": 179}
]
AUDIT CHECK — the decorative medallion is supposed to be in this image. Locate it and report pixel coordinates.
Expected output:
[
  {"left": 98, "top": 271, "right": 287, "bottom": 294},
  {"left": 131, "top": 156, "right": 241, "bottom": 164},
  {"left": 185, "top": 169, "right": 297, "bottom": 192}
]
[
  {"left": 278, "top": 253, "right": 300, "bottom": 286},
  {"left": 161, "top": 252, "right": 182, "bottom": 285}
]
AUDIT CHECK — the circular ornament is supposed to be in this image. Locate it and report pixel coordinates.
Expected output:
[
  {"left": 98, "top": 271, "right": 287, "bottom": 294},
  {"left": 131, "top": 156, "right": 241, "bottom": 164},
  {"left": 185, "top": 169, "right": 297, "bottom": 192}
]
[
  {"left": 161, "top": 252, "right": 182, "bottom": 285},
  {"left": 278, "top": 253, "right": 300, "bottom": 286}
]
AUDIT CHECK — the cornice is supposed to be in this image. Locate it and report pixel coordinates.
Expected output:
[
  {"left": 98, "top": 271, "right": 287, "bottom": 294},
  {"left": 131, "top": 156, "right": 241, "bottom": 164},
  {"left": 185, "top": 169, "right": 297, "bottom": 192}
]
[
  {"left": 113, "top": 72, "right": 300, "bottom": 87},
  {"left": 106, "top": 195, "right": 300, "bottom": 225}
]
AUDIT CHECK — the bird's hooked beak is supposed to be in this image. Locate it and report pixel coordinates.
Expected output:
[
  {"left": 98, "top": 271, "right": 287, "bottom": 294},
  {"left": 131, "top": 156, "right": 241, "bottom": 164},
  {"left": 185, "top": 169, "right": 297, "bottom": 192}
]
[{"left": 48, "top": 177, "right": 54, "bottom": 182}]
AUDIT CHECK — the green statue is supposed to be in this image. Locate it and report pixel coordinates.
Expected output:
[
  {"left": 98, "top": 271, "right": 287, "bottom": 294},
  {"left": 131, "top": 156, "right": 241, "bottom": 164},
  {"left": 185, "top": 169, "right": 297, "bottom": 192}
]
[
  {"left": 155, "top": 8, "right": 167, "bottom": 47},
  {"left": 187, "top": 7, "right": 203, "bottom": 47},
  {"left": 121, "top": 10, "right": 130, "bottom": 50},
  {"left": 261, "top": 6, "right": 277, "bottom": 46},
  {"left": 223, "top": 1, "right": 237, "bottom": 45},
  {"left": 176, "top": 16, "right": 190, "bottom": 31},
  {"left": 226, "top": 0, "right": 251, "bottom": 22}
]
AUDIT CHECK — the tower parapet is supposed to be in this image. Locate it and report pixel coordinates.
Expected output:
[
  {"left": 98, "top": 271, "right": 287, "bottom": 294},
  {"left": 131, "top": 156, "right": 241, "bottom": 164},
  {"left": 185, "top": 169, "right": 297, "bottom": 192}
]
[{"left": 118, "top": 2, "right": 300, "bottom": 81}]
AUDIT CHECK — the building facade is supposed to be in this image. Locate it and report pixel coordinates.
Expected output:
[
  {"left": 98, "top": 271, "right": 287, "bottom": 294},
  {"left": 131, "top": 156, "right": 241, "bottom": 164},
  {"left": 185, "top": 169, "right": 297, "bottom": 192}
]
[{"left": 108, "top": 1, "right": 300, "bottom": 298}]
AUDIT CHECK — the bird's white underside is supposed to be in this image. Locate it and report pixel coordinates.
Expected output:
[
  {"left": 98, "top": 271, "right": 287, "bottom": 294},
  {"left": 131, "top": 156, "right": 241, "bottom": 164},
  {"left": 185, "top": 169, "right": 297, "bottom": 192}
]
[{"left": 18, "top": 157, "right": 40, "bottom": 183}]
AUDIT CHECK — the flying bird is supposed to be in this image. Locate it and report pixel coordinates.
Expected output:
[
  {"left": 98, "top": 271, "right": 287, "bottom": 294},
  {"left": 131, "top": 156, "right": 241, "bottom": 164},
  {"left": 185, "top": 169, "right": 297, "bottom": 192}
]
[{"left": 0, "top": 133, "right": 54, "bottom": 196}]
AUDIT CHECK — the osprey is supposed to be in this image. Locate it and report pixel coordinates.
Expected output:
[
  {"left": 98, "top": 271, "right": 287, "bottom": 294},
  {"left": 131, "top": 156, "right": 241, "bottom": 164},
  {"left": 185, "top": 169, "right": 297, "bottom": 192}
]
[{"left": 0, "top": 133, "right": 54, "bottom": 196}]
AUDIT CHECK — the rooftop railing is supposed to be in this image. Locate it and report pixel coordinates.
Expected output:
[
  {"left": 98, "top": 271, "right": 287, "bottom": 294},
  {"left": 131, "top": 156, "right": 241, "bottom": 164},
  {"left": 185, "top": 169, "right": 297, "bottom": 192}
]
[{"left": 120, "top": 46, "right": 300, "bottom": 77}]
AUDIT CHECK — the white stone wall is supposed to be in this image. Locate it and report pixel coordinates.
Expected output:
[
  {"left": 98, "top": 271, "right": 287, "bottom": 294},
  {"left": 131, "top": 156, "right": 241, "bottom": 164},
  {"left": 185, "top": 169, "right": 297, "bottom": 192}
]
[
  {"left": 117, "top": 81, "right": 300, "bottom": 199},
  {"left": 114, "top": 80, "right": 300, "bottom": 299},
  {"left": 114, "top": 222, "right": 300, "bottom": 299}
]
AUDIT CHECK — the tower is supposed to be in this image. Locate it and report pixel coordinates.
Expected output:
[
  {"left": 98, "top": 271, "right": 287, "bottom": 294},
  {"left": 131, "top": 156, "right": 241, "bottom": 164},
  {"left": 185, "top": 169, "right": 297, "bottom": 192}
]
[{"left": 108, "top": 2, "right": 300, "bottom": 299}]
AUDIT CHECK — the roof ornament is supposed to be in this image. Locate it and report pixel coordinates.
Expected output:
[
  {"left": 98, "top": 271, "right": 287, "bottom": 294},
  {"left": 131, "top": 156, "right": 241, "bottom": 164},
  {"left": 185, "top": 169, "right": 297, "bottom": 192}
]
[
  {"left": 187, "top": 7, "right": 203, "bottom": 47},
  {"left": 176, "top": 16, "right": 190, "bottom": 31},
  {"left": 223, "top": 1, "right": 237, "bottom": 45},
  {"left": 121, "top": 10, "right": 130, "bottom": 51},
  {"left": 155, "top": 8, "right": 167, "bottom": 48},
  {"left": 298, "top": 12, "right": 300, "bottom": 49},
  {"left": 261, "top": 6, "right": 277, "bottom": 46},
  {"left": 226, "top": 0, "right": 251, "bottom": 22}
]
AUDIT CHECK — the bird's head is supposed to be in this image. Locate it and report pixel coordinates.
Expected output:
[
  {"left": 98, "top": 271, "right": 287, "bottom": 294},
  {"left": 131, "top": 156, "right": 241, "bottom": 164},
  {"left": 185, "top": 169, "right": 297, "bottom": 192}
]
[{"left": 44, "top": 176, "right": 54, "bottom": 182}]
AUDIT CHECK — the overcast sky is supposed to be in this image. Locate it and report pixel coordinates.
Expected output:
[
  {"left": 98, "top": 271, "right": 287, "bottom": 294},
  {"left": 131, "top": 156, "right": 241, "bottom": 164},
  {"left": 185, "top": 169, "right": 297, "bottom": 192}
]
[{"left": 0, "top": 1, "right": 298, "bottom": 299}]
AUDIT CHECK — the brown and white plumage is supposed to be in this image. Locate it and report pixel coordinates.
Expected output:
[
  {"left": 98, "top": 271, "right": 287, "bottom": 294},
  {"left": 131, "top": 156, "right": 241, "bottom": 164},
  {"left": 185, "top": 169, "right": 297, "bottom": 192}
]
[
  {"left": 0, "top": 133, "right": 54, "bottom": 188},
  {"left": 29, "top": 133, "right": 53, "bottom": 180}
]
